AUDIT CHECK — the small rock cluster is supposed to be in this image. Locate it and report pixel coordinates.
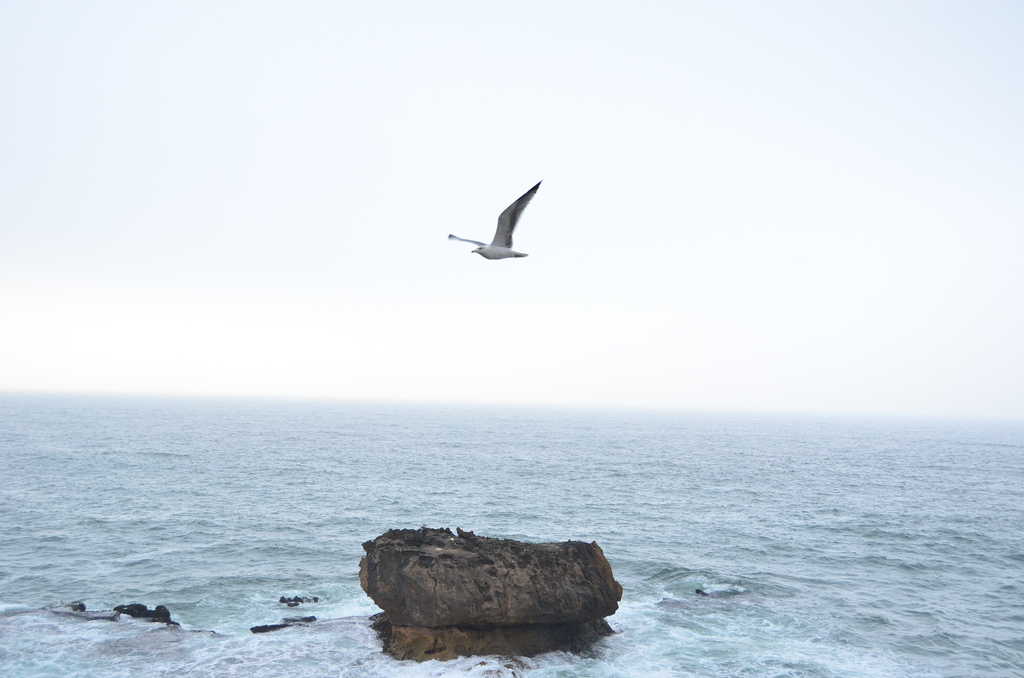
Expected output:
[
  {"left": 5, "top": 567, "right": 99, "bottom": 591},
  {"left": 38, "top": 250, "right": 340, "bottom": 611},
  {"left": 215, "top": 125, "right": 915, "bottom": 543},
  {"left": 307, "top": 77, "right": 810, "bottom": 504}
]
[{"left": 53, "top": 596, "right": 325, "bottom": 635}]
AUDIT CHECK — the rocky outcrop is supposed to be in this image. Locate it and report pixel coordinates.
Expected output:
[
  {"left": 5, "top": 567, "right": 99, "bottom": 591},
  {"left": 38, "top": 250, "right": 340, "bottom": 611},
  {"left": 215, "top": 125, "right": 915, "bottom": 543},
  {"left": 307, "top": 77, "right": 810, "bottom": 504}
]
[{"left": 360, "top": 527, "right": 622, "bottom": 661}]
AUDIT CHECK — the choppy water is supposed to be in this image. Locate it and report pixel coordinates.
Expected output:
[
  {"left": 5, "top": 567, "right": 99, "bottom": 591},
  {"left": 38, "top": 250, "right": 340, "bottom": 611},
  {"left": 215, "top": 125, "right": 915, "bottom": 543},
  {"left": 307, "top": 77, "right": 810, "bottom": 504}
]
[{"left": 1, "top": 395, "right": 1022, "bottom": 677}]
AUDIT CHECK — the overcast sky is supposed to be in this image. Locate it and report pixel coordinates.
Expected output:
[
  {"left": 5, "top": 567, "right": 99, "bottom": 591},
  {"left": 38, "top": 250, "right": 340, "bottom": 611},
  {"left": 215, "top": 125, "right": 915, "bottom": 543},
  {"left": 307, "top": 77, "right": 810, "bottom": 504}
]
[{"left": 1, "top": 1, "right": 1022, "bottom": 418}]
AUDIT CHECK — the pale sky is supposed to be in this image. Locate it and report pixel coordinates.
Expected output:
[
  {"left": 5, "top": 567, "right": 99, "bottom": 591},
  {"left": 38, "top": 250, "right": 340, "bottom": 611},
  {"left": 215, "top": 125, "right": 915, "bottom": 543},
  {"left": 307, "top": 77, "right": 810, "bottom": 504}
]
[{"left": 2, "top": 1, "right": 1022, "bottom": 418}]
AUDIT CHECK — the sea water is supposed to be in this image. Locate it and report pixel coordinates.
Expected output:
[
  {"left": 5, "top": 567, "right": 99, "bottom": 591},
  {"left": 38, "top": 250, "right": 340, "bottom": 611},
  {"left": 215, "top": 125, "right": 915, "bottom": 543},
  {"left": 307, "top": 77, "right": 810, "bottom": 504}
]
[{"left": 1, "top": 394, "right": 1022, "bottom": 677}]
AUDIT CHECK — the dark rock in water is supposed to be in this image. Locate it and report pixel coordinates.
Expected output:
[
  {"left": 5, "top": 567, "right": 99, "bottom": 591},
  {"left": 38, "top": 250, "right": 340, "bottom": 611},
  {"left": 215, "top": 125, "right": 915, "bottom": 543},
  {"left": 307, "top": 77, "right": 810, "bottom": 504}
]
[
  {"left": 50, "top": 603, "right": 120, "bottom": 622},
  {"left": 369, "top": 612, "right": 394, "bottom": 646},
  {"left": 114, "top": 604, "right": 152, "bottom": 618},
  {"left": 251, "top": 616, "right": 317, "bottom": 633},
  {"left": 360, "top": 527, "right": 621, "bottom": 661},
  {"left": 695, "top": 589, "right": 710, "bottom": 596},
  {"left": 79, "top": 610, "right": 121, "bottom": 621},
  {"left": 251, "top": 623, "right": 289, "bottom": 634},
  {"left": 279, "top": 596, "right": 318, "bottom": 606},
  {"left": 113, "top": 603, "right": 179, "bottom": 626}
]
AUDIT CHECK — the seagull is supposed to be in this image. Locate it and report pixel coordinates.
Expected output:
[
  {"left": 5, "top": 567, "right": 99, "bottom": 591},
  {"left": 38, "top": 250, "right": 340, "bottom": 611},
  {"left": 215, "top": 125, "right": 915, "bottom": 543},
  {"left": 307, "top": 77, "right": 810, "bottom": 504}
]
[{"left": 448, "top": 181, "right": 541, "bottom": 259}]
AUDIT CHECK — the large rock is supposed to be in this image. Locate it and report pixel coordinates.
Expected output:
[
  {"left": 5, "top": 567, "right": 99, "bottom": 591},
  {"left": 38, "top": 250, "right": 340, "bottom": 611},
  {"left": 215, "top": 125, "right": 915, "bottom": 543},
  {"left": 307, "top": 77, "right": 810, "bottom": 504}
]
[{"left": 360, "top": 527, "right": 622, "bottom": 660}]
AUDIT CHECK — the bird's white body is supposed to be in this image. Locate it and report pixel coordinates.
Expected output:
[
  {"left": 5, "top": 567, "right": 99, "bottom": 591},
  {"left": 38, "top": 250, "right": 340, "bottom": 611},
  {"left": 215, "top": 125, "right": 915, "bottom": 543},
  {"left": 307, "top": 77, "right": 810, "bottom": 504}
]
[
  {"left": 449, "top": 181, "right": 540, "bottom": 260},
  {"left": 472, "top": 245, "right": 528, "bottom": 259}
]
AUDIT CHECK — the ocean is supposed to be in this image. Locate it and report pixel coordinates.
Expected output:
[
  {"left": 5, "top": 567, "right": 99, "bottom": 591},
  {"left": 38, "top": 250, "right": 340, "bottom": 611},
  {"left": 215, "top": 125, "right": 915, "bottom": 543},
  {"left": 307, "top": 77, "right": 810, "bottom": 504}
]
[{"left": 1, "top": 394, "right": 1022, "bottom": 677}]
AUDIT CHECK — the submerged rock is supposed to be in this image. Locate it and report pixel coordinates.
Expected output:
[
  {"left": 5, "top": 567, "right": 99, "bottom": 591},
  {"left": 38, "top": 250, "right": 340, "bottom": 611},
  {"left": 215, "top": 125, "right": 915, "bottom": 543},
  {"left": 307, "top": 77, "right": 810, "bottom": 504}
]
[
  {"left": 360, "top": 527, "right": 621, "bottom": 661},
  {"left": 113, "top": 604, "right": 179, "bottom": 626},
  {"left": 49, "top": 602, "right": 120, "bottom": 622},
  {"left": 250, "top": 615, "right": 316, "bottom": 633},
  {"left": 251, "top": 623, "right": 289, "bottom": 634}
]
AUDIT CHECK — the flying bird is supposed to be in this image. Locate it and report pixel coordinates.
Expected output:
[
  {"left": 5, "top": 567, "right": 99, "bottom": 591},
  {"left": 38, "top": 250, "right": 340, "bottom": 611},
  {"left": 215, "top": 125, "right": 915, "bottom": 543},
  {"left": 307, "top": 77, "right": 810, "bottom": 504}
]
[{"left": 448, "top": 181, "right": 541, "bottom": 259}]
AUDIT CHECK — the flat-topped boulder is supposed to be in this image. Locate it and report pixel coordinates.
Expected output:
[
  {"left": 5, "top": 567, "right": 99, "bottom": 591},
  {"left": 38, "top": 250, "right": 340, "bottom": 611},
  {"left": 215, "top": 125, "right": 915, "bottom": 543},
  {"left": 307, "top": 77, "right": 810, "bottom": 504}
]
[{"left": 360, "top": 527, "right": 622, "bottom": 660}]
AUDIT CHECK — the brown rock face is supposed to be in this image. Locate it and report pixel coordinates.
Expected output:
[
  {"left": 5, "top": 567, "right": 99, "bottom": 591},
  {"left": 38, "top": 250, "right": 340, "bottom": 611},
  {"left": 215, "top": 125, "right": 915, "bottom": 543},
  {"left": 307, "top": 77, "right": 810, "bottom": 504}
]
[
  {"left": 370, "top": 612, "right": 615, "bottom": 661},
  {"left": 359, "top": 527, "right": 622, "bottom": 661}
]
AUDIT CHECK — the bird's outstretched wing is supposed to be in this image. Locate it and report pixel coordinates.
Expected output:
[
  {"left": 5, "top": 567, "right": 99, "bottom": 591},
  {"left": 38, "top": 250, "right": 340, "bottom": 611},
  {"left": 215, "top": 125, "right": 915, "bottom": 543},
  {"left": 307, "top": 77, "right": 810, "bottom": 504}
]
[
  {"left": 491, "top": 181, "right": 541, "bottom": 248},
  {"left": 448, "top": 234, "right": 487, "bottom": 246}
]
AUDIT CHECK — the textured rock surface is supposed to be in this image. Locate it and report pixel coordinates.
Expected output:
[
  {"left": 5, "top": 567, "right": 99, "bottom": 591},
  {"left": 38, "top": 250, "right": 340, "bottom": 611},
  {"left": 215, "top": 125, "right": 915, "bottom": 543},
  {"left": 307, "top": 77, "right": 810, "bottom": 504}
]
[
  {"left": 360, "top": 527, "right": 622, "bottom": 628},
  {"left": 360, "top": 527, "right": 622, "bottom": 660},
  {"left": 370, "top": 612, "right": 614, "bottom": 661}
]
